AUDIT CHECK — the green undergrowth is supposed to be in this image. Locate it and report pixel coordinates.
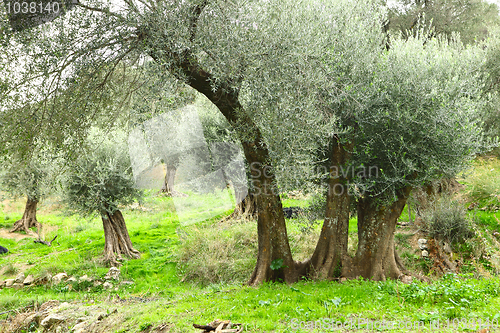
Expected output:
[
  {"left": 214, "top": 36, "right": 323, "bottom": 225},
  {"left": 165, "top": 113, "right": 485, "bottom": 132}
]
[{"left": 5, "top": 277, "right": 500, "bottom": 332}]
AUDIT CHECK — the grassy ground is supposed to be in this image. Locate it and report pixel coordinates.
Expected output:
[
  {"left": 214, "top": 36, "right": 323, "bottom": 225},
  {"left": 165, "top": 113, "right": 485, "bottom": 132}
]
[{"left": 2, "top": 168, "right": 500, "bottom": 332}]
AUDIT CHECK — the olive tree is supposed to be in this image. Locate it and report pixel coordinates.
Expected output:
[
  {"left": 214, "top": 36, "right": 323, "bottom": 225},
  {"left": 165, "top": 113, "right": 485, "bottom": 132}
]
[
  {"left": 257, "top": 23, "right": 489, "bottom": 281},
  {"left": 64, "top": 131, "right": 142, "bottom": 266},
  {"left": 308, "top": 36, "right": 487, "bottom": 281},
  {"left": 0, "top": 155, "right": 48, "bottom": 234}
]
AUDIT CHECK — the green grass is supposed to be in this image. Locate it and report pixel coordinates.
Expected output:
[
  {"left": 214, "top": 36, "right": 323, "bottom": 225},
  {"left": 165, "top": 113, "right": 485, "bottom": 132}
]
[{"left": 3, "top": 191, "right": 500, "bottom": 332}]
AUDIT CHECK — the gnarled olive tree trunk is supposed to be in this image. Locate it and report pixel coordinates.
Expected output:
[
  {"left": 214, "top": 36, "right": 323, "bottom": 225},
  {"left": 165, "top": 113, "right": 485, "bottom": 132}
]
[
  {"left": 223, "top": 192, "right": 258, "bottom": 221},
  {"left": 101, "top": 209, "right": 140, "bottom": 267},
  {"left": 343, "top": 187, "right": 411, "bottom": 281},
  {"left": 302, "top": 136, "right": 351, "bottom": 279},
  {"left": 10, "top": 197, "right": 41, "bottom": 235}
]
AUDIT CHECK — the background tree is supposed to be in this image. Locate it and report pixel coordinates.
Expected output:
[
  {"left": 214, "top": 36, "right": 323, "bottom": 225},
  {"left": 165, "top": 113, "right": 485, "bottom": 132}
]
[
  {"left": 387, "top": 0, "right": 500, "bottom": 45},
  {"left": 64, "top": 130, "right": 142, "bottom": 266},
  {"left": 0, "top": 155, "right": 48, "bottom": 234},
  {"left": 0, "top": 144, "right": 63, "bottom": 237}
]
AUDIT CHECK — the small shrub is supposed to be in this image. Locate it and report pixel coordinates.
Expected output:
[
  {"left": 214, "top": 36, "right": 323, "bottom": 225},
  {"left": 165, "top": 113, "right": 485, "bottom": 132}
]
[
  {"left": 3, "top": 264, "right": 17, "bottom": 276},
  {"left": 423, "top": 198, "right": 475, "bottom": 248}
]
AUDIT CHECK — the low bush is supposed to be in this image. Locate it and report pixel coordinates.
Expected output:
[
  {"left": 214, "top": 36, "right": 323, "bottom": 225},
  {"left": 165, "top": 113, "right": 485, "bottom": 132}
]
[{"left": 424, "top": 198, "right": 475, "bottom": 247}]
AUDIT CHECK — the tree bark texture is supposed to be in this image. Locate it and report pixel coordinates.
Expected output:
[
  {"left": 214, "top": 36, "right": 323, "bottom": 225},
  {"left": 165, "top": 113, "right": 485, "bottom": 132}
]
[
  {"left": 101, "top": 209, "right": 140, "bottom": 267},
  {"left": 303, "top": 136, "right": 351, "bottom": 279},
  {"left": 10, "top": 197, "right": 41, "bottom": 235},
  {"left": 343, "top": 187, "right": 411, "bottom": 281}
]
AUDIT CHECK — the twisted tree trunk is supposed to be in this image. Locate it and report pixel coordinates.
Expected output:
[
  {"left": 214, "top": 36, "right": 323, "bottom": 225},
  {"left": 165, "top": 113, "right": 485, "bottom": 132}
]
[
  {"left": 101, "top": 209, "right": 140, "bottom": 267},
  {"left": 342, "top": 187, "right": 411, "bottom": 281},
  {"left": 10, "top": 197, "right": 41, "bottom": 235}
]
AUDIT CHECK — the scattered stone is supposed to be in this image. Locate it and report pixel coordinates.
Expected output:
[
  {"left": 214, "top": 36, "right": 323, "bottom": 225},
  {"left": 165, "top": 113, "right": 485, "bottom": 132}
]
[
  {"left": 422, "top": 250, "right": 429, "bottom": 257},
  {"left": 52, "top": 273, "right": 68, "bottom": 284},
  {"left": 67, "top": 277, "right": 77, "bottom": 283},
  {"left": 93, "top": 281, "right": 102, "bottom": 287},
  {"left": 15, "top": 272, "right": 25, "bottom": 284},
  {"left": 0, "top": 280, "right": 5, "bottom": 288},
  {"left": 12, "top": 283, "right": 23, "bottom": 290},
  {"left": 400, "top": 275, "right": 413, "bottom": 284},
  {"left": 120, "top": 280, "right": 134, "bottom": 286},
  {"left": 39, "top": 300, "right": 60, "bottom": 312},
  {"left": 418, "top": 239, "right": 428, "bottom": 250},
  {"left": 339, "top": 277, "right": 347, "bottom": 283},
  {"left": 79, "top": 275, "right": 92, "bottom": 282},
  {"left": 5, "top": 279, "right": 15, "bottom": 287},
  {"left": 103, "top": 282, "right": 113, "bottom": 289},
  {"left": 59, "top": 302, "right": 70, "bottom": 309},
  {"left": 73, "top": 321, "right": 87, "bottom": 333},
  {"left": 35, "top": 273, "right": 52, "bottom": 286},
  {"left": 104, "top": 267, "right": 120, "bottom": 280},
  {"left": 23, "top": 275, "right": 34, "bottom": 285},
  {"left": 40, "top": 314, "right": 64, "bottom": 329}
]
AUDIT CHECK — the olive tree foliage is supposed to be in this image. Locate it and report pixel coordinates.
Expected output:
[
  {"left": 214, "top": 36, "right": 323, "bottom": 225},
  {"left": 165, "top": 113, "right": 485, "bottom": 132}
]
[
  {"left": 243, "top": 0, "right": 386, "bottom": 194},
  {"left": 340, "top": 36, "right": 491, "bottom": 280},
  {"left": 350, "top": 36, "right": 487, "bottom": 200},
  {"left": 0, "top": 4, "right": 144, "bottom": 159},
  {"left": 479, "top": 28, "right": 500, "bottom": 140},
  {"left": 64, "top": 130, "right": 141, "bottom": 217},
  {"left": 1, "top": 155, "right": 47, "bottom": 203}
]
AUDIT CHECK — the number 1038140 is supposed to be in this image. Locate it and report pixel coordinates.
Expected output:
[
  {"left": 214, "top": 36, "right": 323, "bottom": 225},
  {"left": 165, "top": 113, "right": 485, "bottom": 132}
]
[{"left": 5, "top": 1, "right": 60, "bottom": 14}]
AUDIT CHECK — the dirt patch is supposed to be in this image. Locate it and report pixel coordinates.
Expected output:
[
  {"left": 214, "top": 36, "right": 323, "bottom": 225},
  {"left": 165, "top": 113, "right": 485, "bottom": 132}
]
[
  {"left": 0, "top": 224, "right": 59, "bottom": 242},
  {"left": 0, "top": 228, "right": 35, "bottom": 242}
]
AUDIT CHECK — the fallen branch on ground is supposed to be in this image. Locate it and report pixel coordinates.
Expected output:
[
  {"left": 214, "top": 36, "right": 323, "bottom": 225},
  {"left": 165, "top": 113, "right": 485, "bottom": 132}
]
[
  {"left": 34, "top": 235, "right": 58, "bottom": 246},
  {"left": 193, "top": 320, "right": 243, "bottom": 333}
]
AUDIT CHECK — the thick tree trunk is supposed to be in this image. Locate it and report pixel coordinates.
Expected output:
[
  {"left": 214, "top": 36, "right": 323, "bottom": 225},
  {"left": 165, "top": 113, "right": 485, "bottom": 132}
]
[
  {"left": 10, "top": 197, "right": 41, "bottom": 235},
  {"left": 342, "top": 187, "right": 411, "bottom": 281},
  {"left": 244, "top": 141, "right": 298, "bottom": 285},
  {"left": 302, "top": 136, "right": 351, "bottom": 279},
  {"left": 101, "top": 209, "right": 140, "bottom": 267}
]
